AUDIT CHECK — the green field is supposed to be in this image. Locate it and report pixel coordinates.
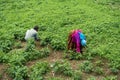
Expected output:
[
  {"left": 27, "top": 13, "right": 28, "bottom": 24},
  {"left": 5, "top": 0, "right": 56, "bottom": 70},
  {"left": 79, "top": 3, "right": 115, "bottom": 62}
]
[{"left": 0, "top": 0, "right": 120, "bottom": 80}]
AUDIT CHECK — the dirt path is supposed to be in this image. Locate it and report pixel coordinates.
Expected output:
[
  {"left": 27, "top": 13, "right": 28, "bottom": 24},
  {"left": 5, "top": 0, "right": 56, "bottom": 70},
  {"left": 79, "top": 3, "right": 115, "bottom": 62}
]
[
  {"left": 0, "top": 64, "right": 4, "bottom": 76},
  {"left": 0, "top": 64, "right": 12, "bottom": 80}
]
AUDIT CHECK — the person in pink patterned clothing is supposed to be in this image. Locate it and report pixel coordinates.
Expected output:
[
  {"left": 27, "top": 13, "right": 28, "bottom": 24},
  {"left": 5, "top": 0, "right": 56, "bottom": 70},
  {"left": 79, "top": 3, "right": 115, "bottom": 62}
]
[{"left": 67, "top": 29, "right": 86, "bottom": 53}]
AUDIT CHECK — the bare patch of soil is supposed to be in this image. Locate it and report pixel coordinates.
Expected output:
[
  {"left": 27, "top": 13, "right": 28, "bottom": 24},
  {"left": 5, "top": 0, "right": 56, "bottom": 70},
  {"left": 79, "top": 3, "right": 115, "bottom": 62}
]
[{"left": 0, "top": 64, "right": 12, "bottom": 80}]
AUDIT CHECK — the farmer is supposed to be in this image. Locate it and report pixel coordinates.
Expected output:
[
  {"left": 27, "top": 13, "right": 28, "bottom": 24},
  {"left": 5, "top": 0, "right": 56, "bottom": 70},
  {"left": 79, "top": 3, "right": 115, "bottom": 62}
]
[
  {"left": 67, "top": 29, "right": 86, "bottom": 53},
  {"left": 25, "top": 26, "right": 39, "bottom": 41}
]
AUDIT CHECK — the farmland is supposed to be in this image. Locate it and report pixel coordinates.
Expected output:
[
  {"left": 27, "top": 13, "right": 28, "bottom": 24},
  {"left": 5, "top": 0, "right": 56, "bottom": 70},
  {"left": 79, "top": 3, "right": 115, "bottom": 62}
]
[{"left": 0, "top": 0, "right": 120, "bottom": 80}]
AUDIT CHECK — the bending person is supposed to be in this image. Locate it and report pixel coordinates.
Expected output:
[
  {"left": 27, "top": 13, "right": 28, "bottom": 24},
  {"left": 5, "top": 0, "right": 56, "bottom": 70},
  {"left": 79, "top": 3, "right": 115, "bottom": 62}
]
[{"left": 25, "top": 26, "right": 39, "bottom": 41}]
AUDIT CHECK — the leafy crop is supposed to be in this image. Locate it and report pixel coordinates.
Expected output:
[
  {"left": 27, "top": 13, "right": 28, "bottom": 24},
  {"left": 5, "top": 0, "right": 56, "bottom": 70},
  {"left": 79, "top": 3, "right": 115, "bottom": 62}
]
[
  {"left": 8, "top": 53, "right": 26, "bottom": 66},
  {"left": 0, "top": 0, "right": 119, "bottom": 80},
  {"left": 14, "top": 42, "right": 22, "bottom": 49},
  {"left": 39, "top": 47, "right": 51, "bottom": 57},
  {"left": 0, "top": 51, "right": 6, "bottom": 63},
  {"left": 107, "top": 53, "right": 120, "bottom": 74},
  {"left": 87, "top": 76, "right": 96, "bottom": 80},
  {"left": 0, "top": 38, "right": 14, "bottom": 53},
  {"left": 25, "top": 38, "right": 35, "bottom": 52},
  {"left": 80, "top": 61, "right": 93, "bottom": 73},
  {"left": 72, "top": 71, "right": 82, "bottom": 80},
  {"left": 64, "top": 50, "right": 83, "bottom": 60},
  {"left": 93, "top": 67, "right": 103, "bottom": 75},
  {"left": 51, "top": 35, "right": 66, "bottom": 50},
  {"left": 95, "top": 60, "right": 104, "bottom": 67},
  {"left": 7, "top": 65, "right": 28, "bottom": 80},
  {"left": 23, "top": 47, "right": 50, "bottom": 61},
  {"left": 103, "top": 76, "right": 117, "bottom": 80},
  {"left": 13, "top": 29, "right": 26, "bottom": 41},
  {"left": 52, "top": 60, "right": 73, "bottom": 77},
  {"left": 29, "top": 62, "right": 50, "bottom": 80},
  {"left": 40, "top": 32, "right": 53, "bottom": 46},
  {"left": 48, "top": 77, "right": 63, "bottom": 80}
]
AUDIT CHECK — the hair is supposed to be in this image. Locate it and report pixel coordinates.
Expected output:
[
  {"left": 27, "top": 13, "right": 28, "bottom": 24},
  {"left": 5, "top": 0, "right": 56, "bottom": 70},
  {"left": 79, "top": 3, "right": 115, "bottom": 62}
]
[{"left": 34, "top": 25, "right": 39, "bottom": 31}]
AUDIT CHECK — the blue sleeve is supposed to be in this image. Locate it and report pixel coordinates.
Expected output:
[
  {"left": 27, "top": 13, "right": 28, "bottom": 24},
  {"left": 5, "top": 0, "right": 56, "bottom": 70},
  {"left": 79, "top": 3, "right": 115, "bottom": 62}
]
[{"left": 79, "top": 32, "right": 86, "bottom": 40}]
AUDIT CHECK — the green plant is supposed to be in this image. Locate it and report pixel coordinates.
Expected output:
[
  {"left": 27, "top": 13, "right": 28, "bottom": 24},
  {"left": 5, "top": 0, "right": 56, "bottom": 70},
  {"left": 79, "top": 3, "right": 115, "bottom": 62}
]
[
  {"left": 48, "top": 77, "right": 64, "bottom": 80},
  {"left": 87, "top": 76, "right": 96, "bottom": 80},
  {"left": 23, "top": 47, "right": 50, "bottom": 61},
  {"left": 66, "top": 50, "right": 83, "bottom": 60},
  {"left": 8, "top": 53, "right": 26, "bottom": 66},
  {"left": 0, "top": 73, "right": 2, "bottom": 79},
  {"left": 13, "top": 30, "right": 25, "bottom": 41},
  {"left": 95, "top": 60, "right": 103, "bottom": 67},
  {"left": 0, "top": 51, "right": 5, "bottom": 63},
  {"left": 25, "top": 38, "right": 35, "bottom": 52},
  {"left": 51, "top": 35, "right": 66, "bottom": 50},
  {"left": 0, "top": 39, "right": 14, "bottom": 53},
  {"left": 53, "top": 60, "right": 73, "bottom": 77},
  {"left": 83, "top": 53, "right": 93, "bottom": 60},
  {"left": 40, "top": 40, "right": 48, "bottom": 46},
  {"left": 23, "top": 50, "right": 40, "bottom": 61},
  {"left": 103, "top": 76, "right": 117, "bottom": 80},
  {"left": 110, "top": 67, "right": 119, "bottom": 74},
  {"left": 40, "top": 47, "right": 51, "bottom": 57},
  {"left": 40, "top": 32, "right": 53, "bottom": 46},
  {"left": 80, "top": 61, "right": 93, "bottom": 73},
  {"left": 72, "top": 71, "right": 82, "bottom": 80},
  {"left": 94, "top": 67, "right": 103, "bottom": 75},
  {"left": 0, "top": 0, "right": 120, "bottom": 79},
  {"left": 7, "top": 65, "right": 28, "bottom": 80},
  {"left": 108, "top": 60, "right": 120, "bottom": 74},
  {"left": 14, "top": 42, "right": 22, "bottom": 48},
  {"left": 29, "top": 62, "right": 50, "bottom": 80}
]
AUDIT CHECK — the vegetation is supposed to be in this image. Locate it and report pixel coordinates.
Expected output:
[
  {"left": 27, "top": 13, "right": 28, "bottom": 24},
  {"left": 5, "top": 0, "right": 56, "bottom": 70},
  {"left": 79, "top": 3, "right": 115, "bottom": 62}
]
[
  {"left": 52, "top": 60, "right": 73, "bottom": 77},
  {"left": 0, "top": 0, "right": 119, "bottom": 80},
  {"left": 29, "top": 62, "right": 50, "bottom": 80}
]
